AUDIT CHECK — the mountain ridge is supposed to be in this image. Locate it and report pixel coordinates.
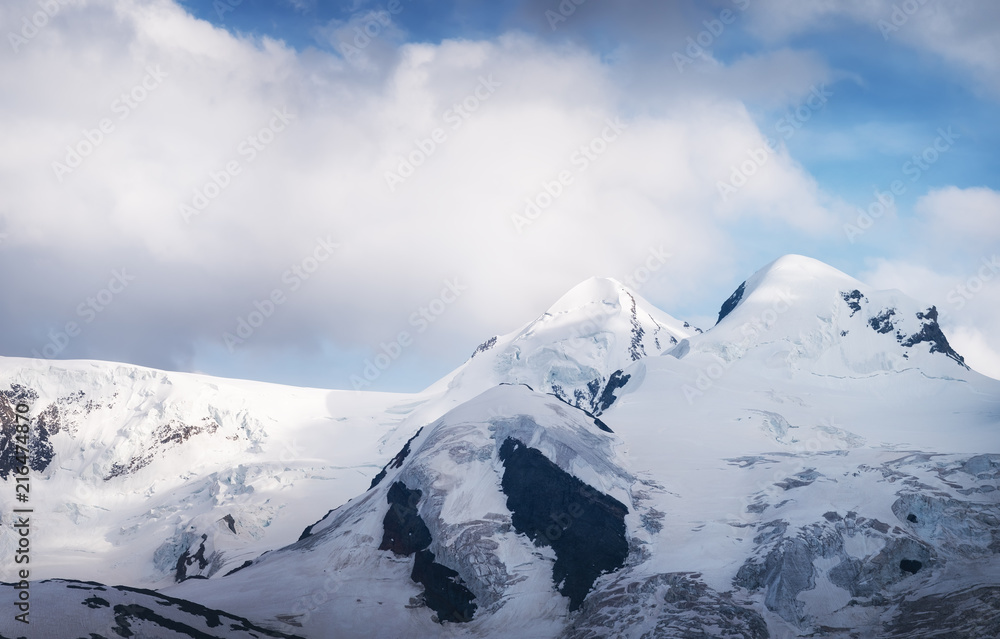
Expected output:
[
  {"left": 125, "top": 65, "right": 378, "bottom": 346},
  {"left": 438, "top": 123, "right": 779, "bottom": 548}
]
[{"left": 1, "top": 255, "right": 997, "bottom": 638}]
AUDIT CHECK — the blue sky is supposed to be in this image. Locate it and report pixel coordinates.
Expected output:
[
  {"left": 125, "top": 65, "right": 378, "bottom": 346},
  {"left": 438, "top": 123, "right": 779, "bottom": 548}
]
[{"left": 2, "top": 0, "right": 999, "bottom": 389}]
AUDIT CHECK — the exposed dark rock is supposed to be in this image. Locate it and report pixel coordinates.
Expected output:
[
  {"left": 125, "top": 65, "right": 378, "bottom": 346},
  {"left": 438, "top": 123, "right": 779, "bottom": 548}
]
[
  {"left": 717, "top": 281, "right": 747, "bottom": 325},
  {"left": 411, "top": 550, "right": 477, "bottom": 623},
  {"left": 907, "top": 513, "right": 918, "bottom": 523},
  {"left": 868, "top": 308, "right": 897, "bottom": 334},
  {"left": 898, "top": 306, "right": 968, "bottom": 368},
  {"left": 593, "top": 370, "right": 630, "bottom": 414},
  {"left": 223, "top": 560, "right": 252, "bottom": 577},
  {"left": 899, "top": 559, "right": 922, "bottom": 574},
  {"left": 297, "top": 509, "right": 335, "bottom": 541},
  {"left": 175, "top": 534, "right": 210, "bottom": 582},
  {"left": 104, "top": 418, "right": 218, "bottom": 480},
  {"left": 378, "top": 481, "right": 432, "bottom": 556},
  {"left": 0, "top": 579, "right": 304, "bottom": 638},
  {"left": 369, "top": 427, "right": 424, "bottom": 489},
  {"left": 376, "top": 482, "right": 476, "bottom": 622},
  {"left": 840, "top": 289, "right": 866, "bottom": 316},
  {"left": 0, "top": 386, "right": 55, "bottom": 480},
  {"left": 220, "top": 514, "right": 236, "bottom": 534},
  {"left": 592, "top": 417, "right": 612, "bottom": 433},
  {"left": 497, "top": 437, "right": 628, "bottom": 610},
  {"left": 548, "top": 391, "right": 614, "bottom": 432},
  {"left": 470, "top": 335, "right": 497, "bottom": 359},
  {"left": 624, "top": 292, "right": 646, "bottom": 361},
  {"left": 83, "top": 596, "right": 110, "bottom": 608}
]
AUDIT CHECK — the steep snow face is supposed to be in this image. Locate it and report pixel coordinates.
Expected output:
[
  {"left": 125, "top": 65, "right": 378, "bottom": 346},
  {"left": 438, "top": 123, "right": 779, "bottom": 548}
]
[
  {"left": 0, "top": 358, "right": 413, "bottom": 588},
  {"left": 674, "top": 254, "right": 973, "bottom": 379},
  {"left": 169, "top": 384, "right": 643, "bottom": 638},
  {"left": 441, "top": 277, "right": 696, "bottom": 414}
]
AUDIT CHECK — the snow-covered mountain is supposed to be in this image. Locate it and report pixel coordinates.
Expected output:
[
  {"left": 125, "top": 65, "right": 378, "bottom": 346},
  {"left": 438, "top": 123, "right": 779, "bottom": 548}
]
[
  {"left": 434, "top": 276, "right": 699, "bottom": 412},
  {"left": 2, "top": 255, "right": 998, "bottom": 638}
]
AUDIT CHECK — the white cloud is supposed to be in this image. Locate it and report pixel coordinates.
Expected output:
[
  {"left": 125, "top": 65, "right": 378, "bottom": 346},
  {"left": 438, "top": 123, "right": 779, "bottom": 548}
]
[
  {"left": 859, "top": 187, "right": 1000, "bottom": 380},
  {"left": 0, "top": 0, "right": 851, "bottom": 386},
  {"left": 746, "top": 0, "right": 1000, "bottom": 97},
  {"left": 914, "top": 186, "right": 1000, "bottom": 248}
]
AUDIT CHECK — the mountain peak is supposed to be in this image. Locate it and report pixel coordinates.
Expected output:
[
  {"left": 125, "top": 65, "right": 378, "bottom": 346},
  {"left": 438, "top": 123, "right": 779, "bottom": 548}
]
[
  {"left": 699, "top": 255, "right": 970, "bottom": 376},
  {"left": 717, "top": 255, "right": 862, "bottom": 325},
  {"left": 545, "top": 277, "right": 628, "bottom": 315}
]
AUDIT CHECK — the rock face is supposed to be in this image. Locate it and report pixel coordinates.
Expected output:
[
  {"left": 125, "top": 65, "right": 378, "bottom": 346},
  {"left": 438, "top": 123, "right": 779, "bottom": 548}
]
[
  {"left": 378, "top": 481, "right": 432, "bottom": 556},
  {"left": 0, "top": 385, "right": 56, "bottom": 479},
  {"left": 498, "top": 437, "right": 629, "bottom": 610},
  {"left": 840, "top": 293, "right": 968, "bottom": 368},
  {"left": 717, "top": 280, "right": 747, "bottom": 324},
  {"left": 377, "top": 480, "right": 477, "bottom": 623}
]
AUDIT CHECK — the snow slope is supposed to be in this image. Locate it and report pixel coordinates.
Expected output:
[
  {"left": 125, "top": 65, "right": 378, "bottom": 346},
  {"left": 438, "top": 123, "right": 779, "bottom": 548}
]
[
  {"left": 0, "top": 359, "right": 415, "bottom": 588},
  {"left": 1, "top": 255, "right": 998, "bottom": 639}
]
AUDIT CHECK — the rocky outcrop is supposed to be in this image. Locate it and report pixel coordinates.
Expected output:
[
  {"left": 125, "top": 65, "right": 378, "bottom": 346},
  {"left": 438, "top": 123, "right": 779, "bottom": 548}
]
[
  {"left": 498, "top": 437, "right": 629, "bottom": 610},
  {"left": 717, "top": 281, "right": 747, "bottom": 324}
]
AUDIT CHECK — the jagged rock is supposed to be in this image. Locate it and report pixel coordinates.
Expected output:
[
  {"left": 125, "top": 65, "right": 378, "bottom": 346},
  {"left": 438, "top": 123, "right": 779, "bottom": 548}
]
[{"left": 498, "top": 437, "right": 629, "bottom": 610}]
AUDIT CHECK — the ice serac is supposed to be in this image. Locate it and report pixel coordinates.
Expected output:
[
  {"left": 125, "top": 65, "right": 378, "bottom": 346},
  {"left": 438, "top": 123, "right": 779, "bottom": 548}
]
[{"left": 440, "top": 276, "right": 697, "bottom": 415}]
